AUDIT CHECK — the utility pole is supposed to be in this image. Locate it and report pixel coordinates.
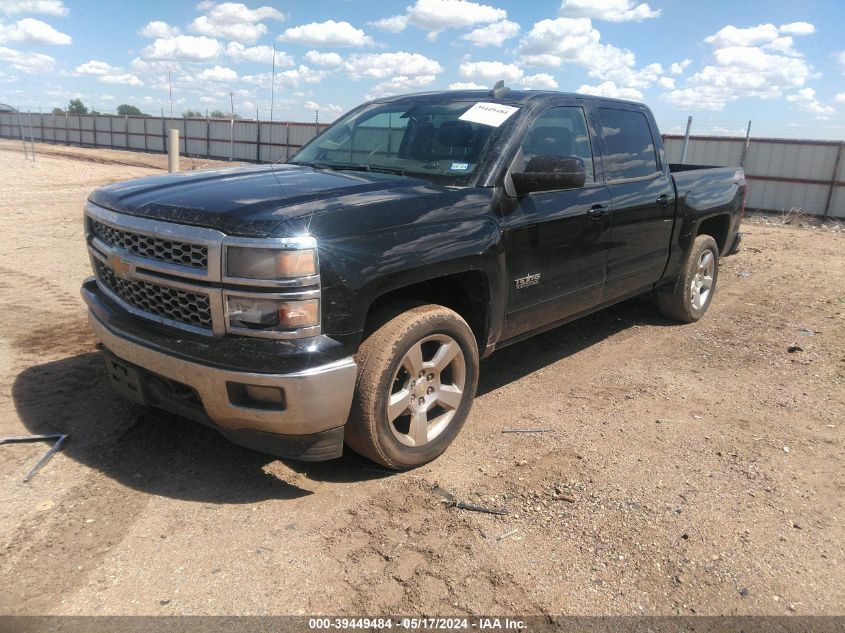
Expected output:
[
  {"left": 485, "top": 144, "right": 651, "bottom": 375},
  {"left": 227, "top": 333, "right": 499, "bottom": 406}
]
[
  {"left": 167, "top": 66, "right": 173, "bottom": 119},
  {"left": 230, "top": 91, "right": 235, "bottom": 118},
  {"left": 269, "top": 41, "right": 276, "bottom": 125},
  {"left": 229, "top": 91, "right": 235, "bottom": 161}
]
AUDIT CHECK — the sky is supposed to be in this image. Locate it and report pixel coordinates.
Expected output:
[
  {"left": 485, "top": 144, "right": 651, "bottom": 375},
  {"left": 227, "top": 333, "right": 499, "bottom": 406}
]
[{"left": 0, "top": 0, "right": 843, "bottom": 139}]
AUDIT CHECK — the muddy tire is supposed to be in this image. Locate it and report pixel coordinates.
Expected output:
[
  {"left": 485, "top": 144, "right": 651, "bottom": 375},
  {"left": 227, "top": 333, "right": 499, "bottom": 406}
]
[
  {"left": 345, "top": 304, "right": 479, "bottom": 470},
  {"left": 657, "top": 234, "right": 720, "bottom": 323}
]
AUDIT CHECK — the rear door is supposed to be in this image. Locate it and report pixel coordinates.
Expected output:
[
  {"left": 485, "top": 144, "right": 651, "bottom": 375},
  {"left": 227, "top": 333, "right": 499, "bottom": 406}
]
[
  {"left": 596, "top": 106, "right": 676, "bottom": 301},
  {"left": 501, "top": 104, "right": 613, "bottom": 339}
]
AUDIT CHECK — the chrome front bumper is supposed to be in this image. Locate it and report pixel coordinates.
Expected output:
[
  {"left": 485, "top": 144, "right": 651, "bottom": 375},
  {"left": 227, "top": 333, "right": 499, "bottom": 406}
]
[{"left": 87, "top": 309, "right": 357, "bottom": 459}]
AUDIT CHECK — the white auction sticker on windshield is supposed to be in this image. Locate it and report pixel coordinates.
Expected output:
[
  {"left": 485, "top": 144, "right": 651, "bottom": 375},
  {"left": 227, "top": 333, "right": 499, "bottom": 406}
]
[{"left": 459, "top": 102, "right": 519, "bottom": 127}]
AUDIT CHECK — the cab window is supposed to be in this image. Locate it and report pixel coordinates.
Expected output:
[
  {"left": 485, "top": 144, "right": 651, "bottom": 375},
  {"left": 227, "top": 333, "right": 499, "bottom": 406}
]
[
  {"left": 597, "top": 108, "right": 660, "bottom": 181},
  {"left": 520, "top": 106, "right": 595, "bottom": 184}
]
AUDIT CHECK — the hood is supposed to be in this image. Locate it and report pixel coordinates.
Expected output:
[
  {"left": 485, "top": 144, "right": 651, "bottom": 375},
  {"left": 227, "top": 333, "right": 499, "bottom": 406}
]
[{"left": 88, "top": 164, "right": 441, "bottom": 237}]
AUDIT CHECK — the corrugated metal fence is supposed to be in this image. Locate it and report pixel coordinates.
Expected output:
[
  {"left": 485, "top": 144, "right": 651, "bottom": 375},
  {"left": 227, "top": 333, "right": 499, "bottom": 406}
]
[
  {"left": 0, "top": 111, "right": 321, "bottom": 163},
  {"left": 2, "top": 112, "right": 842, "bottom": 218},
  {"left": 663, "top": 135, "right": 844, "bottom": 218}
]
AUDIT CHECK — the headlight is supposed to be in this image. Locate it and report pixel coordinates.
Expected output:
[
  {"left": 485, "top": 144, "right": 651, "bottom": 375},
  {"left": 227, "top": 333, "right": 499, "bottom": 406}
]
[
  {"left": 226, "top": 246, "right": 317, "bottom": 280},
  {"left": 226, "top": 296, "right": 319, "bottom": 332}
]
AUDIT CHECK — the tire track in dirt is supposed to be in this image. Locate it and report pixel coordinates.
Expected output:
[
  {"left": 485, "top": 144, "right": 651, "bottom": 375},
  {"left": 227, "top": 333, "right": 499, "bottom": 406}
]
[{"left": 0, "top": 264, "right": 153, "bottom": 613}]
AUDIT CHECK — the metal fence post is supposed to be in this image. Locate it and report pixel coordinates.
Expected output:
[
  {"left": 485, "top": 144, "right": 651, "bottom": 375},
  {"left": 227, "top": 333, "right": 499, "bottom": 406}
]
[
  {"left": 823, "top": 141, "right": 843, "bottom": 217},
  {"left": 27, "top": 110, "right": 35, "bottom": 160},
  {"left": 680, "top": 115, "right": 693, "bottom": 164},
  {"left": 64, "top": 111, "right": 69, "bottom": 146},
  {"left": 17, "top": 110, "right": 28, "bottom": 159},
  {"left": 740, "top": 121, "right": 752, "bottom": 168},
  {"left": 229, "top": 116, "right": 234, "bottom": 161}
]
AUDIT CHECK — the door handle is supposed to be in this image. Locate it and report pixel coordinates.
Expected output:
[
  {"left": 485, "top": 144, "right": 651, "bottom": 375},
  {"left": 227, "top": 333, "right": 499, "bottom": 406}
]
[
  {"left": 588, "top": 204, "right": 609, "bottom": 219},
  {"left": 656, "top": 194, "right": 670, "bottom": 208}
]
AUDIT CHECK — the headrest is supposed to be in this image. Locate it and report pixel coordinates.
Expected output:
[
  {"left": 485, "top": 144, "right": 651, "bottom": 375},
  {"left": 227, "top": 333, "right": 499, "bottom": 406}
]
[{"left": 437, "top": 120, "right": 474, "bottom": 148}]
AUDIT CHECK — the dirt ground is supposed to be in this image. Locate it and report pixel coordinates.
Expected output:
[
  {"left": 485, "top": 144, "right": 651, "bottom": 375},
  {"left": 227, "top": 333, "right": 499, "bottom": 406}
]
[{"left": 0, "top": 139, "right": 842, "bottom": 617}]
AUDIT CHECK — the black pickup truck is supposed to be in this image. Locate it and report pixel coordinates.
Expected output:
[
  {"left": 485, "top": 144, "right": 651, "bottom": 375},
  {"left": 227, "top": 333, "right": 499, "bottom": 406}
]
[{"left": 81, "top": 88, "right": 745, "bottom": 469}]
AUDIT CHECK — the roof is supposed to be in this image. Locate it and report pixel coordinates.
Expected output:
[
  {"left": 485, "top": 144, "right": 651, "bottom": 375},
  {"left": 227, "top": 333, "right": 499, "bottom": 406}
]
[{"left": 370, "top": 89, "right": 646, "bottom": 109}]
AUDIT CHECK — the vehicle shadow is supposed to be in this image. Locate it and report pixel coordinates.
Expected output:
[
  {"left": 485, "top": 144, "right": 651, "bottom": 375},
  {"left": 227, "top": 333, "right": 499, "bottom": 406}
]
[
  {"left": 476, "top": 293, "right": 673, "bottom": 396},
  {"left": 11, "top": 296, "right": 674, "bottom": 494},
  {"left": 11, "top": 350, "right": 396, "bottom": 501}
]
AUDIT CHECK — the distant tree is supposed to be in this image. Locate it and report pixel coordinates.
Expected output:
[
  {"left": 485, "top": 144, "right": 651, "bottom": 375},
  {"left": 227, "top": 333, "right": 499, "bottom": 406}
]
[
  {"left": 182, "top": 109, "right": 204, "bottom": 118},
  {"left": 90, "top": 109, "right": 100, "bottom": 115},
  {"left": 210, "top": 109, "right": 241, "bottom": 119},
  {"left": 67, "top": 98, "right": 87, "bottom": 114},
  {"left": 51, "top": 107, "right": 64, "bottom": 115},
  {"left": 116, "top": 103, "right": 143, "bottom": 115}
]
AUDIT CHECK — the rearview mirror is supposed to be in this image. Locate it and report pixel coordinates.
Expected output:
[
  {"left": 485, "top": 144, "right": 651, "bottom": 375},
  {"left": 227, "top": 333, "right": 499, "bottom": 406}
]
[{"left": 511, "top": 156, "right": 586, "bottom": 195}]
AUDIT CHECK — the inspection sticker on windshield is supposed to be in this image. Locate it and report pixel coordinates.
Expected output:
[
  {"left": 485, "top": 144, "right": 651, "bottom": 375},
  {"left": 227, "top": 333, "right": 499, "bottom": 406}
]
[
  {"left": 459, "top": 102, "right": 519, "bottom": 127},
  {"left": 449, "top": 162, "right": 470, "bottom": 171}
]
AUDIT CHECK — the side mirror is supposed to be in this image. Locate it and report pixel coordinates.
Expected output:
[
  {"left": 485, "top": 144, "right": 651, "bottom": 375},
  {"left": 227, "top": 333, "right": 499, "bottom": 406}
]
[{"left": 511, "top": 156, "right": 586, "bottom": 195}]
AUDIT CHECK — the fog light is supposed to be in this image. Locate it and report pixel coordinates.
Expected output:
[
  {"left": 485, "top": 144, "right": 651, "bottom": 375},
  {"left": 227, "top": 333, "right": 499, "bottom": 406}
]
[{"left": 244, "top": 385, "right": 284, "bottom": 404}]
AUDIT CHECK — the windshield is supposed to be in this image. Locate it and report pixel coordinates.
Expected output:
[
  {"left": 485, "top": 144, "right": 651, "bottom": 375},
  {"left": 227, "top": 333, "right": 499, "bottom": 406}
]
[{"left": 289, "top": 101, "right": 511, "bottom": 183}]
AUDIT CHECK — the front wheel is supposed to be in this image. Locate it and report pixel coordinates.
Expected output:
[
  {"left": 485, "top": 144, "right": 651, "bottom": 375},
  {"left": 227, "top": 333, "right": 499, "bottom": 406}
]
[
  {"left": 657, "top": 234, "right": 720, "bottom": 322},
  {"left": 345, "top": 304, "right": 479, "bottom": 469}
]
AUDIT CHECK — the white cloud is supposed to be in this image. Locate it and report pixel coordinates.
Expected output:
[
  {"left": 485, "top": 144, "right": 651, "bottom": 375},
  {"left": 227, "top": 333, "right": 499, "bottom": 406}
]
[
  {"left": 662, "top": 23, "right": 818, "bottom": 111},
  {"left": 670, "top": 59, "right": 691, "bottom": 75},
  {"left": 225, "top": 42, "right": 293, "bottom": 65},
  {"left": 367, "top": 74, "right": 437, "bottom": 98},
  {"left": 838, "top": 51, "right": 845, "bottom": 71},
  {"left": 243, "top": 65, "right": 328, "bottom": 89},
  {"left": 705, "top": 23, "right": 779, "bottom": 48},
  {"left": 560, "top": 0, "right": 659, "bottom": 22},
  {"left": 459, "top": 60, "right": 523, "bottom": 83},
  {"left": 577, "top": 80, "right": 643, "bottom": 100},
  {"left": 0, "top": 1, "right": 68, "bottom": 16},
  {"left": 138, "top": 21, "right": 180, "bottom": 39},
  {"left": 517, "top": 18, "right": 634, "bottom": 73},
  {"left": 369, "top": 15, "right": 408, "bottom": 33},
  {"left": 786, "top": 87, "right": 834, "bottom": 115},
  {"left": 448, "top": 81, "right": 487, "bottom": 90},
  {"left": 98, "top": 73, "right": 144, "bottom": 86},
  {"left": 0, "top": 17, "right": 71, "bottom": 44},
  {"left": 402, "top": 0, "right": 506, "bottom": 38},
  {"left": 522, "top": 72, "right": 558, "bottom": 89},
  {"left": 835, "top": 93, "right": 845, "bottom": 104},
  {"left": 75, "top": 59, "right": 115, "bottom": 75},
  {"left": 779, "top": 22, "right": 815, "bottom": 36},
  {"left": 343, "top": 51, "right": 442, "bottom": 79},
  {"left": 304, "top": 100, "right": 342, "bottom": 114},
  {"left": 197, "top": 65, "right": 238, "bottom": 82},
  {"left": 0, "top": 45, "right": 54, "bottom": 72},
  {"left": 463, "top": 20, "right": 520, "bottom": 47},
  {"left": 656, "top": 76, "right": 675, "bottom": 89},
  {"left": 279, "top": 20, "right": 373, "bottom": 47},
  {"left": 303, "top": 50, "right": 343, "bottom": 67},
  {"left": 189, "top": 2, "right": 285, "bottom": 44},
  {"left": 140, "top": 35, "right": 222, "bottom": 62}
]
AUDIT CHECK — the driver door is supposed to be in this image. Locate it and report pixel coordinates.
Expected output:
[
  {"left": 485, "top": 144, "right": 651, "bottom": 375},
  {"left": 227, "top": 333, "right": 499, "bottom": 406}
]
[{"left": 501, "top": 104, "right": 613, "bottom": 340}]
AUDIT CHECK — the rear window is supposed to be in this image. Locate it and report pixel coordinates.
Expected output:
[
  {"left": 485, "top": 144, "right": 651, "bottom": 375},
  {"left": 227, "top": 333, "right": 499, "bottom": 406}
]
[{"left": 597, "top": 108, "right": 659, "bottom": 181}]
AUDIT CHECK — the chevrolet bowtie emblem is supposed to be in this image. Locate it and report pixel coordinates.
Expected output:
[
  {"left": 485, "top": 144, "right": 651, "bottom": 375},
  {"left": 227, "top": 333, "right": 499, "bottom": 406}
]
[{"left": 107, "top": 251, "right": 135, "bottom": 277}]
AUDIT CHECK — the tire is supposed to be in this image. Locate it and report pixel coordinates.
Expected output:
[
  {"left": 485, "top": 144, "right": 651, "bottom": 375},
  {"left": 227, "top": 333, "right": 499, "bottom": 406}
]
[
  {"left": 657, "top": 234, "right": 720, "bottom": 323},
  {"left": 345, "top": 304, "right": 480, "bottom": 470}
]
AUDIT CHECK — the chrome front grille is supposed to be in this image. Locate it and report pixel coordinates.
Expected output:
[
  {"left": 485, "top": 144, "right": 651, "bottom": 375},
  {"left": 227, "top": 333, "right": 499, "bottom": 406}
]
[
  {"left": 91, "top": 219, "right": 208, "bottom": 270},
  {"left": 94, "top": 259, "right": 213, "bottom": 329}
]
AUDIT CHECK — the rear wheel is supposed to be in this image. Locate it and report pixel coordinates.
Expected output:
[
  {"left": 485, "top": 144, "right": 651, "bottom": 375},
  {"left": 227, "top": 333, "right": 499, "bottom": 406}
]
[
  {"left": 657, "top": 234, "right": 719, "bottom": 323},
  {"left": 345, "top": 304, "right": 479, "bottom": 469}
]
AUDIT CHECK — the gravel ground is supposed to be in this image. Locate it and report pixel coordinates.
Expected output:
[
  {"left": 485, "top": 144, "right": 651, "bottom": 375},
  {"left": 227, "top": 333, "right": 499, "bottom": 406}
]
[{"left": 0, "top": 139, "right": 842, "bottom": 616}]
